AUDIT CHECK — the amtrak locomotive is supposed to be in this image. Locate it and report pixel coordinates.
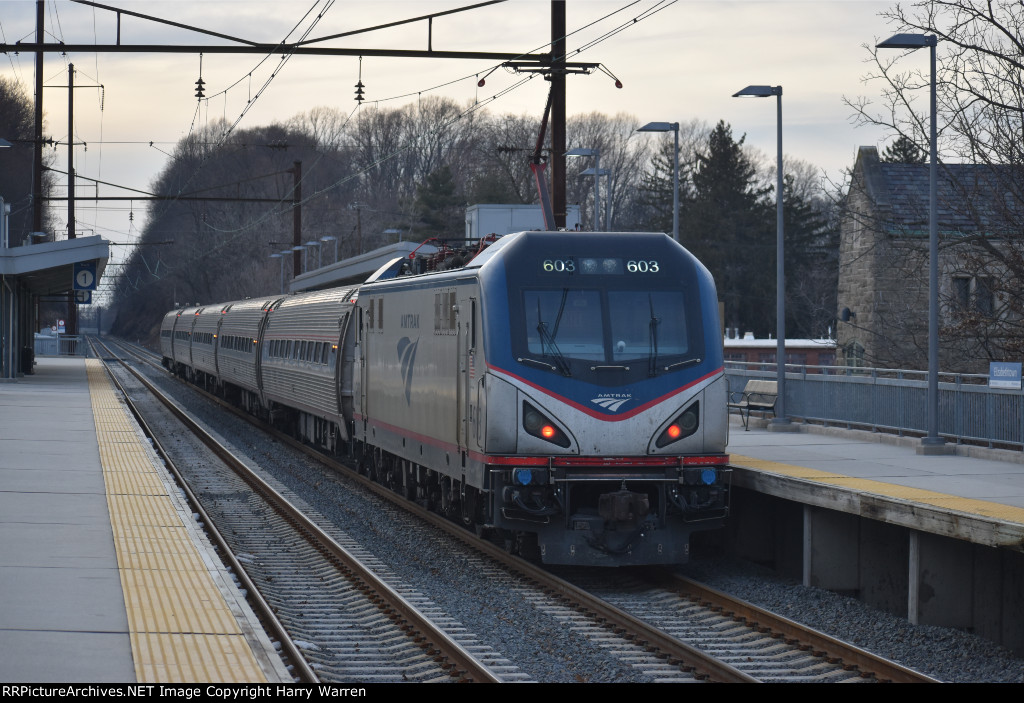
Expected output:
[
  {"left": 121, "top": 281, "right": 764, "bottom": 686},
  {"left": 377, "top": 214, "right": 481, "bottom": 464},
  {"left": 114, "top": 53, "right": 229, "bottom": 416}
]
[{"left": 161, "top": 231, "right": 730, "bottom": 566}]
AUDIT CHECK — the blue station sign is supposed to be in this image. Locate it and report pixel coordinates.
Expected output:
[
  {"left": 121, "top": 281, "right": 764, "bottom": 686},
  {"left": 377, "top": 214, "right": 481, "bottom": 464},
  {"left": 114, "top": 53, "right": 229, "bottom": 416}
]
[
  {"left": 989, "top": 361, "right": 1022, "bottom": 390},
  {"left": 73, "top": 260, "right": 97, "bottom": 291}
]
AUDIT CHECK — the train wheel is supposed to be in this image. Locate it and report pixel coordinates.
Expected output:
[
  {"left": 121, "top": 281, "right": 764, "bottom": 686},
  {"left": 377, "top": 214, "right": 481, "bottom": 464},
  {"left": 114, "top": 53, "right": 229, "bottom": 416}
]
[
  {"left": 382, "top": 457, "right": 399, "bottom": 492},
  {"left": 517, "top": 533, "right": 541, "bottom": 561},
  {"left": 460, "top": 486, "right": 479, "bottom": 527},
  {"left": 402, "top": 464, "right": 417, "bottom": 501},
  {"left": 357, "top": 453, "right": 373, "bottom": 478}
]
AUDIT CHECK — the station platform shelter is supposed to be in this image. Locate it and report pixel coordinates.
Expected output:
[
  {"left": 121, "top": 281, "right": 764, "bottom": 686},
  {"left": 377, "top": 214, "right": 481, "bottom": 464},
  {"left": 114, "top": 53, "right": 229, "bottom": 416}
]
[{"left": 0, "top": 197, "right": 108, "bottom": 381}]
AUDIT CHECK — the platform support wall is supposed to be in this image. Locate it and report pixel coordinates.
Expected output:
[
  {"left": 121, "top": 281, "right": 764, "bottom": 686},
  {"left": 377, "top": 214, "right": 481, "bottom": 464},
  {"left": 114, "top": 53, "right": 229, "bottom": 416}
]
[
  {"left": 908, "top": 531, "right": 919, "bottom": 625},
  {"left": 857, "top": 519, "right": 909, "bottom": 617},
  {"left": 996, "top": 549, "right": 1024, "bottom": 654},
  {"left": 914, "top": 531, "right": 973, "bottom": 629},
  {"left": 803, "top": 505, "right": 860, "bottom": 594},
  {"left": 725, "top": 488, "right": 802, "bottom": 577}
]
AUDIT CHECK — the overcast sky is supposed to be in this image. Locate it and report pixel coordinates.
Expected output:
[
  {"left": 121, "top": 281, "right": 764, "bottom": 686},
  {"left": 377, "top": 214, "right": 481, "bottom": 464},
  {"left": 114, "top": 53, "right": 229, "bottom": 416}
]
[{"left": 0, "top": 0, "right": 906, "bottom": 266}]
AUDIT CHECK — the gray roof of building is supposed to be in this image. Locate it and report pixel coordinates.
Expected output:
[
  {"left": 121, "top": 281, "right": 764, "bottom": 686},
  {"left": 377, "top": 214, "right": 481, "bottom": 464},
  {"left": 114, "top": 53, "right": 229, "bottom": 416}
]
[{"left": 855, "top": 146, "right": 1022, "bottom": 237}]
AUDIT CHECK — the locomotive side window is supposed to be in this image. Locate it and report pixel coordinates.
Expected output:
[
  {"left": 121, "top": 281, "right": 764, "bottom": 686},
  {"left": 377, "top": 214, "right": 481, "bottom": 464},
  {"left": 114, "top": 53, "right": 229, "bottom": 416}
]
[{"left": 434, "top": 290, "right": 458, "bottom": 334}]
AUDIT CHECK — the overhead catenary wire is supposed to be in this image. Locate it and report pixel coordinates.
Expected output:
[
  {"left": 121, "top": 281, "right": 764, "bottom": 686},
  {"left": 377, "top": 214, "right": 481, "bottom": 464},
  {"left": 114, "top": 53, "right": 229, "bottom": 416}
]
[{"left": 17, "top": 2, "right": 675, "bottom": 295}]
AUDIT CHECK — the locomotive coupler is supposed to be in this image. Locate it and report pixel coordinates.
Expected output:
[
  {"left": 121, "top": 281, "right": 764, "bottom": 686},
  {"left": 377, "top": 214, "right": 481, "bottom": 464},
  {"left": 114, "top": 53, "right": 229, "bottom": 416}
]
[{"left": 598, "top": 488, "right": 650, "bottom": 523}]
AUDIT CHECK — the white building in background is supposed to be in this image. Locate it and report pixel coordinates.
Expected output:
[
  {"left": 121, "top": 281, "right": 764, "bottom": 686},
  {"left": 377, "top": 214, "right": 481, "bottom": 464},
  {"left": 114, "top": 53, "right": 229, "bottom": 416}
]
[{"left": 465, "top": 204, "right": 581, "bottom": 238}]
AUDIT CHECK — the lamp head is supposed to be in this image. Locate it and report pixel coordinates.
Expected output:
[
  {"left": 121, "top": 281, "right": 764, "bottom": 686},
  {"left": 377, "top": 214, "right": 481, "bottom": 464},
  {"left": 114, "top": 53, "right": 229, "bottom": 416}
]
[
  {"left": 733, "top": 85, "right": 781, "bottom": 98},
  {"left": 877, "top": 33, "right": 937, "bottom": 49},
  {"left": 637, "top": 121, "right": 678, "bottom": 133}
]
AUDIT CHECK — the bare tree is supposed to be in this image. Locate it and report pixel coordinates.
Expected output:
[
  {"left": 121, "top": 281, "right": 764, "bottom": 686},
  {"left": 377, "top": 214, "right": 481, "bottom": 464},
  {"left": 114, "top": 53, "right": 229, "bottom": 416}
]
[
  {"left": 843, "top": 0, "right": 1024, "bottom": 369},
  {"left": 0, "top": 77, "right": 54, "bottom": 242}
]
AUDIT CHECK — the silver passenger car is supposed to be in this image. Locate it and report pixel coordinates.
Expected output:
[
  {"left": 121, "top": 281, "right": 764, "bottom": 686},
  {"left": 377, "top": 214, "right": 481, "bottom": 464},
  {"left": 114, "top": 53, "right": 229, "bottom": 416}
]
[{"left": 261, "top": 288, "right": 358, "bottom": 448}]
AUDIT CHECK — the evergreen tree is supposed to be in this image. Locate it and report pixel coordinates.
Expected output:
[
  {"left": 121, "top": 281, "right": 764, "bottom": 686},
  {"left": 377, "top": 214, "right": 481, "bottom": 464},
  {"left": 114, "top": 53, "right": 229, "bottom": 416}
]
[
  {"left": 781, "top": 173, "right": 838, "bottom": 339},
  {"left": 639, "top": 137, "right": 686, "bottom": 235},
  {"left": 683, "top": 121, "right": 773, "bottom": 336},
  {"left": 413, "top": 165, "right": 463, "bottom": 234},
  {"left": 881, "top": 135, "right": 926, "bottom": 163}
]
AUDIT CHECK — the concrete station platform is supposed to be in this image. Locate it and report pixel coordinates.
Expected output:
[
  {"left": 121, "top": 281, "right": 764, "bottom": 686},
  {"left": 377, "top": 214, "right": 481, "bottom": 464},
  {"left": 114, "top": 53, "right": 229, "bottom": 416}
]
[
  {"left": 0, "top": 357, "right": 290, "bottom": 683},
  {"left": 724, "top": 415, "right": 1024, "bottom": 654},
  {"left": 726, "top": 417, "right": 1024, "bottom": 544}
]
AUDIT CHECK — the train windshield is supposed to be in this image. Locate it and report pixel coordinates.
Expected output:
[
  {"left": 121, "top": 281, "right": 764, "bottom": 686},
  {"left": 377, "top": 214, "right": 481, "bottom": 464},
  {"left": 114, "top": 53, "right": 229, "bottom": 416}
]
[
  {"left": 501, "top": 235, "right": 709, "bottom": 382},
  {"left": 524, "top": 289, "right": 690, "bottom": 365}
]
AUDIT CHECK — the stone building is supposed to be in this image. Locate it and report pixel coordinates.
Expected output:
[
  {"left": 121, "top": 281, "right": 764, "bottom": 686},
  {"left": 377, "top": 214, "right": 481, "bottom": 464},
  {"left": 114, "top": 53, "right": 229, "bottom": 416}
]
[{"left": 836, "top": 146, "right": 1022, "bottom": 373}]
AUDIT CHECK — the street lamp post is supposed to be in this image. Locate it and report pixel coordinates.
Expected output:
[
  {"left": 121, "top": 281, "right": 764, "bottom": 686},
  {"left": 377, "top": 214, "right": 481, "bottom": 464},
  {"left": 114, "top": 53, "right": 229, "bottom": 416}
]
[
  {"left": 321, "top": 235, "right": 338, "bottom": 264},
  {"left": 566, "top": 148, "right": 601, "bottom": 231},
  {"left": 637, "top": 121, "right": 679, "bottom": 242},
  {"left": 271, "top": 248, "right": 293, "bottom": 294},
  {"left": 581, "top": 167, "right": 611, "bottom": 231},
  {"left": 269, "top": 253, "right": 283, "bottom": 294},
  {"left": 291, "top": 244, "right": 306, "bottom": 273},
  {"left": 877, "top": 33, "right": 944, "bottom": 453},
  {"left": 733, "top": 85, "right": 792, "bottom": 430},
  {"left": 305, "top": 240, "right": 321, "bottom": 270}
]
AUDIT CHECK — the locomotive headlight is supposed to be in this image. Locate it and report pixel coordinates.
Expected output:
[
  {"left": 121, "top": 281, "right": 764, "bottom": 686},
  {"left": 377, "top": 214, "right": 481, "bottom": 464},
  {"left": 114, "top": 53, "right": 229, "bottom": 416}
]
[
  {"left": 523, "top": 408, "right": 544, "bottom": 433},
  {"left": 522, "top": 401, "right": 571, "bottom": 448},
  {"left": 655, "top": 402, "right": 700, "bottom": 448}
]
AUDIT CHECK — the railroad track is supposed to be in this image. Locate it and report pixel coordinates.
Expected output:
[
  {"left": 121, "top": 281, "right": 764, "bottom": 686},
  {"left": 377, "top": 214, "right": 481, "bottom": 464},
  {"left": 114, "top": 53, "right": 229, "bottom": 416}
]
[
  {"left": 91, "top": 337, "right": 507, "bottom": 683},
  {"left": 554, "top": 568, "right": 941, "bottom": 683},
  {"left": 102, "top": 338, "right": 940, "bottom": 683}
]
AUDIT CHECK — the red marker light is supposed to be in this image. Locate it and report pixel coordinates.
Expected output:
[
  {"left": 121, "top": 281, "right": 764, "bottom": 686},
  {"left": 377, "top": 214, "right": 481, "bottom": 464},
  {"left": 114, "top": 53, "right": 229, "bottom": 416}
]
[
  {"left": 541, "top": 425, "right": 556, "bottom": 439},
  {"left": 667, "top": 425, "right": 681, "bottom": 439}
]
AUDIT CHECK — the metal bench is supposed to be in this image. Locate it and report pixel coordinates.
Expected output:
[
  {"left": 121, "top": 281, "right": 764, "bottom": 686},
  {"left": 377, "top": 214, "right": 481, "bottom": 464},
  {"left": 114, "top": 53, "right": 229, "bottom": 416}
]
[{"left": 728, "top": 379, "right": 778, "bottom": 430}]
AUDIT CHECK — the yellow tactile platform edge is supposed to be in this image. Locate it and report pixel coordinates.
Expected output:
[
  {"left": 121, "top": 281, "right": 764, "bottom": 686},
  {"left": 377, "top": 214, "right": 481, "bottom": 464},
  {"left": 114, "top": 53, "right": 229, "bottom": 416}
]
[
  {"left": 731, "top": 453, "right": 1024, "bottom": 525},
  {"left": 86, "top": 359, "right": 268, "bottom": 683}
]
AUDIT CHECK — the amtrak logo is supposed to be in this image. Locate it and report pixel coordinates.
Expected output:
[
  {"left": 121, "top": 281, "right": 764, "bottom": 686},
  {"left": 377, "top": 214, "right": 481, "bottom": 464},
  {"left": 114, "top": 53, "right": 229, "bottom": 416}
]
[
  {"left": 591, "top": 394, "right": 632, "bottom": 412},
  {"left": 398, "top": 337, "right": 418, "bottom": 404}
]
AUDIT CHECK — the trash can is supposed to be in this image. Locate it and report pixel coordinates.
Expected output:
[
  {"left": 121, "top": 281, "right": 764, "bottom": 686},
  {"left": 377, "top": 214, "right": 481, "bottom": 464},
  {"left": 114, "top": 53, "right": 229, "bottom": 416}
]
[{"left": 21, "top": 347, "right": 34, "bottom": 375}]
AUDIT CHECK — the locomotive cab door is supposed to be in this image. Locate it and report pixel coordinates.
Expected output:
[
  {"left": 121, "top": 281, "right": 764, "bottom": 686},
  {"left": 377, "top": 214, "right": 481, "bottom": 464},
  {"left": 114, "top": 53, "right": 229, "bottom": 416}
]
[
  {"left": 456, "top": 286, "right": 477, "bottom": 455},
  {"left": 356, "top": 303, "right": 369, "bottom": 437}
]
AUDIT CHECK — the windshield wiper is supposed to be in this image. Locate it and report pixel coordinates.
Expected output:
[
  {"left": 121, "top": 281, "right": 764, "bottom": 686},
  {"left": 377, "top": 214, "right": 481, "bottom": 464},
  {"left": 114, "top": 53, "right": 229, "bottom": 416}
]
[
  {"left": 518, "top": 356, "right": 560, "bottom": 372},
  {"left": 664, "top": 357, "right": 702, "bottom": 372},
  {"left": 537, "top": 294, "right": 571, "bottom": 376}
]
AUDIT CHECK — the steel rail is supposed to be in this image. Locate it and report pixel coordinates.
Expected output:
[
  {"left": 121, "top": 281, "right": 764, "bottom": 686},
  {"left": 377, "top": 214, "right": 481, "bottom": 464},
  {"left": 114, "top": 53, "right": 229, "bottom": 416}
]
[
  {"left": 89, "top": 338, "right": 317, "bottom": 683},
  {"left": 121, "top": 338, "right": 946, "bottom": 682},
  {"left": 121, "top": 339, "right": 755, "bottom": 683},
  {"left": 668, "top": 575, "right": 941, "bottom": 683},
  {"left": 100, "top": 338, "right": 502, "bottom": 683}
]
